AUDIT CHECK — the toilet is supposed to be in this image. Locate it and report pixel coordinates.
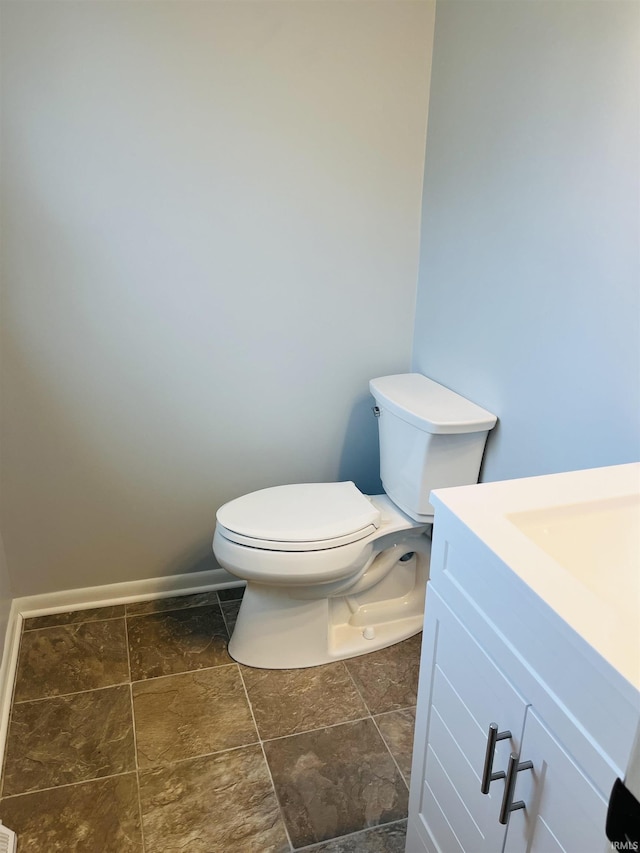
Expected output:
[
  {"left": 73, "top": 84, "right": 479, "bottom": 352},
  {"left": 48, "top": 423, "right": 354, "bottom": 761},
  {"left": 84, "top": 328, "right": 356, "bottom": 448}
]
[{"left": 212, "top": 373, "right": 497, "bottom": 668}]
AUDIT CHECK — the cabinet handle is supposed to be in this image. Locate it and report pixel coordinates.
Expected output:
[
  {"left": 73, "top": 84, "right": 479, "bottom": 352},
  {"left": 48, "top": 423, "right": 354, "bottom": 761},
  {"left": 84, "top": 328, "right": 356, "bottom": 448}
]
[
  {"left": 498, "top": 752, "right": 534, "bottom": 824},
  {"left": 481, "top": 723, "right": 511, "bottom": 794}
]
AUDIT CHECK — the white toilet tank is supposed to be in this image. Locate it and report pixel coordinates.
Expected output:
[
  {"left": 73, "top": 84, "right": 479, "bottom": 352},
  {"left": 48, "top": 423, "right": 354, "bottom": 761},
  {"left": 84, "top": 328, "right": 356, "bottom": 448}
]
[{"left": 369, "top": 374, "right": 497, "bottom": 522}]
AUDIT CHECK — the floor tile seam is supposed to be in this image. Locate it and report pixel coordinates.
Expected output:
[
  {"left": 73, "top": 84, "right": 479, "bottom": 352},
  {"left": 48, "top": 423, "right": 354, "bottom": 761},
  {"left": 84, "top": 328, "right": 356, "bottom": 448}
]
[
  {"left": 292, "top": 817, "right": 408, "bottom": 851},
  {"left": 135, "top": 737, "right": 274, "bottom": 779},
  {"left": 259, "top": 712, "right": 376, "bottom": 745},
  {"left": 129, "top": 661, "right": 238, "bottom": 689},
  {"left": 12, "top": 680, "right": 133, "bottom": 706},
  {"left": 373, "top": 703, "right": 418, "bottom": 719},
  {"left": 134, "top": 769, "right": 147, "bottom": 853},
  {"left": 0, "top": 767, "right": 138, "bottom": 802},
  {"left": 124, "top": 600, "right": 225, "bottom": 621},
  {"left": 257, "top": 739, "right": 294, "bottom": 853},
  {"left": 123, "top": 588, "right": 244, "bottom": 617},
  {"left": 217, "top": 593, "right": 235, "bottom": 636},
  {"left": 343, "top": 657, "right": 418, "bottom": 718},
  {"left": 122, "top": 711, "right": 384, "bottom": 774},
  {"left": 123, "top": 609, "right": 133, "bottom": 685},
  {"left": 369, "top": 713, "right": 410, "bottom": 792},
  {"left": 236, "top": 664, "right": 294, "bottom": 853},
  {"left": 128, "top": 687, "right": 147, "bottom": 837},
  {"left": 341, "top": 660, "right": 377, "bottom": 719},
  {"left": 124, "top": 618, "right": 147, "bottom": 853},
  {"left": 238, "top": 662, "right": 375, "bottom": 742},
  {"left": 21, "top": 614, "right": 126, "bottom": 633}
]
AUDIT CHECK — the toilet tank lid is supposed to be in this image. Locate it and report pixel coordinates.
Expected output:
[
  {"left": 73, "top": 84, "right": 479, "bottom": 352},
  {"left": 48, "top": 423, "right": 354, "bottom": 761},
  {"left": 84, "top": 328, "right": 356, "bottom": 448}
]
[
  {"left": 216, "top": 481, "right": 381, "bottom": 544},
  {"left": 369, "top": 373, "right": 497, "bottom": 435}
]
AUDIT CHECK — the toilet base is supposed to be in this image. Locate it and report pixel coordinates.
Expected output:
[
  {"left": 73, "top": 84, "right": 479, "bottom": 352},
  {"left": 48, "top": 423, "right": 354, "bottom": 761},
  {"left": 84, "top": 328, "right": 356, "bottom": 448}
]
[{"left": 227, "top": 537, "right": 430, "bottom": 669}]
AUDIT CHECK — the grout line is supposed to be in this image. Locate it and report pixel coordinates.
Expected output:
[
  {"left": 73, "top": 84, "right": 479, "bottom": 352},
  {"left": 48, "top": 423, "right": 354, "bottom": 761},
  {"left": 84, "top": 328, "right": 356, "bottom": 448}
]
[
  {"left": 0, "top": 768, "right": 138, "bottom": 802},
  {"left": 370, "top": 713, "right": 410, "bottom": 791},
  {"left": 22, "top": 614, "right": 126, "bottom": 633},
  {"left": 129, "top": 661, "right": 238, "bottom": 687},
  {"left": 124, "top": 598, "right": 225, "bottom": 621},
  {"left": 12, "top": 617, "right": 133, "bottom": 705},
  {"left": 373, "top": 703, "right": 417, "bottom": 718},
  {"left": 114, "top": 739, "right": 262, "bottom": 774},
  {"left": 260, "top": 713, "right": 374, "bottom": 744},
  {"left": 11, "top": 657, "right": 242, "bottom": 706},
  {"left": 258, "top": 740, "right": 294, "bottom": 853},
  {"left": 124, "top": 614, "right": 147, "bottom": 853},
  {"left": 341, "top": 660, "right": 374, "bottom": 718},
  {"left": 293, "top": 817, "right": 408, "bottom": 852},
  {"left": 12, "top": 681, "right": 132, "bottom": 706},
  {"left": 341, "top": 661, "right": 412, "bottom": 790},
  {"left": 217, "top": 592, "right": 241, "bottom": 637},
  {"left": 341, "top": 660, "right": 418, "bottom": 722},
  {"left": 123, "top": 590, "right": 223, "bottom": 614},
  {"left": 217, "top": 591, "right": 230, "bottom": 636},
  {"left": 236, "top": 664, "right": 294, "bottom": 853}
]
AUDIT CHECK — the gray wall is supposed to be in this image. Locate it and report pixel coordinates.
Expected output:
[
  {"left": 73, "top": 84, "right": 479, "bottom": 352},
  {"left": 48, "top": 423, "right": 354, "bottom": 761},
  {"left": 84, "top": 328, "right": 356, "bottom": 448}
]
[
  {"left": 1, "top": 1, "right": 435, "bottom": 596},
  {"left": 413, "top": 0, "right": 640, "bottom": 483}
]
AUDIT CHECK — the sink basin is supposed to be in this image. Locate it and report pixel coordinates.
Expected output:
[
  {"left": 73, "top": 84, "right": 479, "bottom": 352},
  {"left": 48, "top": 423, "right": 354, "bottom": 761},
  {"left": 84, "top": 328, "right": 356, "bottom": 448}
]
[
  {"left": 431, "top": 463, "right": 640, "bottom": 689},
  {"left": 508, "top": 495, "right": 640, "bottom": 616}
]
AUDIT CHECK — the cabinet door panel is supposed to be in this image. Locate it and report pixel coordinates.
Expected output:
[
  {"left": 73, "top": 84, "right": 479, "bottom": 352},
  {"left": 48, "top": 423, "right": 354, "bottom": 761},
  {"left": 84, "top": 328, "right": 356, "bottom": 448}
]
[
  {"left": 422, "top": 745, "right": 473, "bottom": 853},
  {"left": 434, "top": 603, "right": 528, "bottom": 744},
  {"left": 431, "top": 670, "right": 501, "bottom": 817},
  {"left": 504, "top": 708, "right": 608, "bottom": 853},
  {"left": 415, "top": 593, "right": 529, "bottom": 852}
]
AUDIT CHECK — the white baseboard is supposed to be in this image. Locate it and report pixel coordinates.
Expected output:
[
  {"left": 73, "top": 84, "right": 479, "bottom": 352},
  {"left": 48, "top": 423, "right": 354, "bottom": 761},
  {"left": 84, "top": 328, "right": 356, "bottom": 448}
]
[
  {"left": 0, "top": 567, "right": 244, "bottom": 779},
  {"left": 0, "top": 602, "right": 23, "bottom": 774},
  {"left": 15, "top": 567, "right": 242, "bottom": 618}
]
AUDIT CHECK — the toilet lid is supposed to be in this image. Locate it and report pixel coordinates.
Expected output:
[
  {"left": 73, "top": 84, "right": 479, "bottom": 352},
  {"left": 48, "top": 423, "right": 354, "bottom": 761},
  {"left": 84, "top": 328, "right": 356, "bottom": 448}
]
[{"left": 216, "top": 481, "right": 381, "bottom": 551}]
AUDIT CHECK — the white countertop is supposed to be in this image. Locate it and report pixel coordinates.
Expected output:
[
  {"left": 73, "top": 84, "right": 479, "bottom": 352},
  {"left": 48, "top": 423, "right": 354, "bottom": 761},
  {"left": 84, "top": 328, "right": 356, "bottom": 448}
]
[{"left": 431, "top": 462, "right": 640, "bottom": 692}]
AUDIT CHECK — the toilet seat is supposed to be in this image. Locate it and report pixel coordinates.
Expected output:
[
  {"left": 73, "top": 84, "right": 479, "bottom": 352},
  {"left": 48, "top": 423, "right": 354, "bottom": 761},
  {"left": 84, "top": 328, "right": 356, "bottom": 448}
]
[{"left": 216, "top": 481, "right": 381, "bottom": 552}]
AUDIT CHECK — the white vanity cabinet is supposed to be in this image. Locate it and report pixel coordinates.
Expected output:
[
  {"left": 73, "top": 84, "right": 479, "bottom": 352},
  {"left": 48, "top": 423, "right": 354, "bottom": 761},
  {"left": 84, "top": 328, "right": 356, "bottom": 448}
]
[
  {"left": 409, "top": 588, "right": 608, "bottom": 853},
  {"left": 406, "top": 472, "right": 640, "bottom": 853}
]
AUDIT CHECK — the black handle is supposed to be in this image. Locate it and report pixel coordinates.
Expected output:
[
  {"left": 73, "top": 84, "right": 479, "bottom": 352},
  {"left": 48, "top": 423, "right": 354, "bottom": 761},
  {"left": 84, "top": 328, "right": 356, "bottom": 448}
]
[
  {"left": 481, "top": 723, "right": 511, "bottom": 795},
  {"left": 499, "top": 752, "right": 534, "bottom": 824}
]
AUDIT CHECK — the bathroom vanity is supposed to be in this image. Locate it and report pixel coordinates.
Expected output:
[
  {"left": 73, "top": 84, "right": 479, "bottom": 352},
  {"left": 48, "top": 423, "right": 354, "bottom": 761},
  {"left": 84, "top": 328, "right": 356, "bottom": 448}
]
[{"left": 406, "top": 463, "right": 640, "bottom": 853}]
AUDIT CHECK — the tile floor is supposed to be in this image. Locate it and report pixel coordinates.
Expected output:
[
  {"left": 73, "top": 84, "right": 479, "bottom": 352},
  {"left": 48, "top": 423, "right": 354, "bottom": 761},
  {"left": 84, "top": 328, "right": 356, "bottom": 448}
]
[{"left": 0, "top": 588, "right": 420, "bottom": 852}]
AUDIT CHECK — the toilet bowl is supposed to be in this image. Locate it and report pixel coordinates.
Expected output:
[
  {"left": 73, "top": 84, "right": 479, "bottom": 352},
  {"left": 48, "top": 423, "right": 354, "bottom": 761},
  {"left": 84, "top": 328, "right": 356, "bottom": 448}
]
[
  {"left": 213, "top": 485, "right": 431, "bottom": 668},
  {"left": 213, "top": 373, "right": 497, "bottom": 669}
]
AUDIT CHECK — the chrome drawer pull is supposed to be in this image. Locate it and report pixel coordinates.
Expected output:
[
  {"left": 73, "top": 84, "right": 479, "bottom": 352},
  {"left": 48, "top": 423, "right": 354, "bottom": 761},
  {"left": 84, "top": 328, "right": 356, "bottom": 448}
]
[
  {"left": 481, "top": 723, "right": 511, "bottom": 794},
  {"left": 499, "top": 752, "right": 534, "bottom": 824}
]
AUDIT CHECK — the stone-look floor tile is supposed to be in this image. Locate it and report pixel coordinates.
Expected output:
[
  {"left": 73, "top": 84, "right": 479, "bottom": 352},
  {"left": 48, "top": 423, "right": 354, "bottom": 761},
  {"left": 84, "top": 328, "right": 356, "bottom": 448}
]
[
  {"left": 374, "top": 709, "right": 416, "bottom": 785},
  {"left": 298, "top": 820, "right": 407, "bottom": 852},
  {"left": 13, "top": 619, "right": 129, "bottom": 702},
  {"left": 3, "top": 685, "right": 135, "bottom": 796},
  {"left": 127, "top": 604, "right": 231, "bottom": 680},
  {"left": 264, "top": 718, "right": 409, "bottom": 849},
  {"left": 241, "top": 662, "right": 368, "bottom": 739},
  {"left": 217, "top": 585, "right": 245, "bottom": 602},
  {"left": 126, "top": 591, "right": 220, "bottom": 617},
  {"left": 23, "top": 605, "right": 125, "bottom": 631},
  {"left": 133, "top": 665, "right": 257, "bottom": 767},
  {"left": 222, "top": 599, "right": 242, "bottom": 635},
  {"left": 139, "top": 744, "right": 290, "bottom": 852},
  {"left": 0, "top": 773, "right": 143, "bottom": 852},
  {"left": 345, "top": 635, "right": 422, "bottom": 715}
]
